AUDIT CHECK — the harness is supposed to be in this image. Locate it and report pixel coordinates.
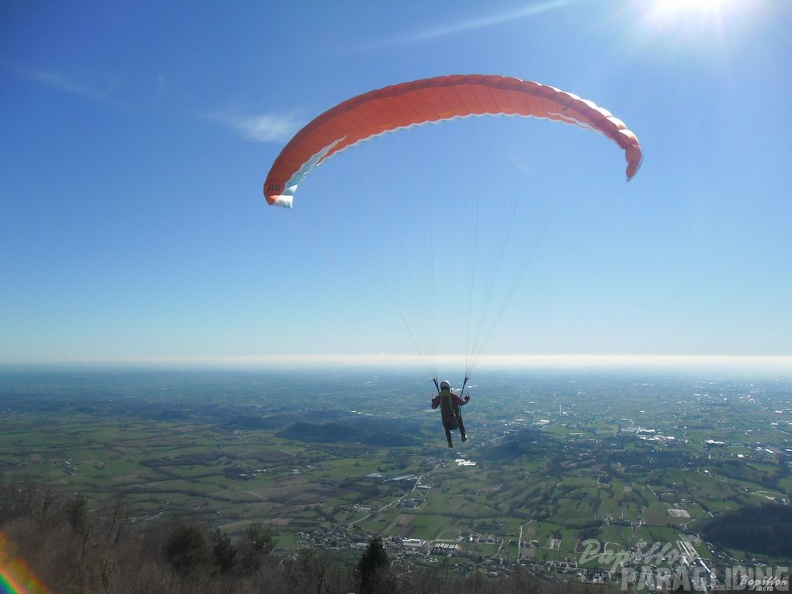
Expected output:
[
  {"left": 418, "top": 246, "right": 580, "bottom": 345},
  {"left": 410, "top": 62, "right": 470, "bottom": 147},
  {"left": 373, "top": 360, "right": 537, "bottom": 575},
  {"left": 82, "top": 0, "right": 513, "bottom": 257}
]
[{"left": 439, "top": 390, "right": 459, "bottom": 431}]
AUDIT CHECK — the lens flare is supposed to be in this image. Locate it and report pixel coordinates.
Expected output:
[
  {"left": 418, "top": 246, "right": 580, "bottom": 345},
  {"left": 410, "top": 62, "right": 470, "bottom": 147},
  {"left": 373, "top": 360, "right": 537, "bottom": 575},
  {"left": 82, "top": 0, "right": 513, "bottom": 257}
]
[{"left": 0, "top": 531, "right": 50, "bottom": 594}]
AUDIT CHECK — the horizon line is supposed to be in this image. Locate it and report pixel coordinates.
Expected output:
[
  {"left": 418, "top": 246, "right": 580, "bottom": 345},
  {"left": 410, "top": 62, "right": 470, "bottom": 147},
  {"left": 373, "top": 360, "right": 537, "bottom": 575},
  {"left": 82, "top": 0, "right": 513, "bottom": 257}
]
[{"left": 1, "top": 354, "right": 790, "bottom": 373}]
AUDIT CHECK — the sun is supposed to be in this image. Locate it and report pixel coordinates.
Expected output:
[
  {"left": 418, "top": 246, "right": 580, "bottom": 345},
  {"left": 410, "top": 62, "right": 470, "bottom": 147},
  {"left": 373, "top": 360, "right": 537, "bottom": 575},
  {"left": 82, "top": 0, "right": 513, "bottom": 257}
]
[
  {"left": 637, "top": 0, "right": 753, "bottom": 50},
  {"left": 654, "top": 0, "right": 729, "bottom": 11},
  {"left": 645, "top": 0, "right": 741, "bottom": 25}
]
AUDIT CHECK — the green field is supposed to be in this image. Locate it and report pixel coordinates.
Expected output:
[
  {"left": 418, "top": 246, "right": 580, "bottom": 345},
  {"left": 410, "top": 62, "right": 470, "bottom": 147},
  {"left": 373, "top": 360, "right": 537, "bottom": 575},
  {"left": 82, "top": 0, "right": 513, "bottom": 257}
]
[{"left": 1, "top": 368, "right": 790, "bottom": 581}]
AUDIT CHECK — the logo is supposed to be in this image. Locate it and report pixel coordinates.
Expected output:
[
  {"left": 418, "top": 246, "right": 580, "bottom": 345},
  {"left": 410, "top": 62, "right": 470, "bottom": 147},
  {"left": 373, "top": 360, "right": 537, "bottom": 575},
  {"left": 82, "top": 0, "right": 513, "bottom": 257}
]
[
  {"left": 734, "top": 570, "right": 790, "bottom": 592},
  {"left": 579, "top": 537, "right": 696, "bottom": 573},
  {"left": 578, "top": 539, "right": 789, "bottom": 591}
]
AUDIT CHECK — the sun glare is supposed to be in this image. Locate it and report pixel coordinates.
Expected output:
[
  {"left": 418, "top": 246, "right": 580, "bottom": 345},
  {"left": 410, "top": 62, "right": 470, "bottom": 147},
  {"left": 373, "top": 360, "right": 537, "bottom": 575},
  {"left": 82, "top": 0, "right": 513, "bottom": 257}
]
[
  {"left": 654, "top": 0, "right": 727, "bottom": 12},
  {"left": 636, "top": 0, "right": 758, "bottom": 56},
  {"left": 647, "top": 0, "right": 733, "bottom": 23}
]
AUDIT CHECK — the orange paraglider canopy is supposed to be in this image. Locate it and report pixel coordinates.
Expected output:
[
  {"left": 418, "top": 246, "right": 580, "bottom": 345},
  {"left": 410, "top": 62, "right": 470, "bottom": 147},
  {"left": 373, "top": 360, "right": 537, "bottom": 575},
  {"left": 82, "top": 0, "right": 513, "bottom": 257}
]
[{"left": 263, "top": 75, "right": 642, "bottom": 208}]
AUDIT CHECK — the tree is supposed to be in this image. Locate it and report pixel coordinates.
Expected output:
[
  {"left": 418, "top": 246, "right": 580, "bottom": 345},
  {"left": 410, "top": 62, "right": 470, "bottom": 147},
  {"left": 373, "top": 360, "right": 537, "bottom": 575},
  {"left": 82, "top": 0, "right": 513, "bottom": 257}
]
[
  {"left": 357, "top": 537, "right": 390, "bottom": 594},
  {"left": 236, "top": 522, "right": 275, "bottom": 575},
  {"left": 285, "top": 548, "right": 355, "bottom": 594},
  {"left": 64, "top": 491, "right": 88, "bottom": 536},
  {"left": 100, "top": 492, "right": 130, "bottom": 546},
  {"left": 210, "top": 528, "right": 236, "bottom": 574},
  {"left": 64, "top": 490, "right": 90, "bottom": 558},
  {"left": 164, "top": 522, "right": 209, "bottom": 573}
]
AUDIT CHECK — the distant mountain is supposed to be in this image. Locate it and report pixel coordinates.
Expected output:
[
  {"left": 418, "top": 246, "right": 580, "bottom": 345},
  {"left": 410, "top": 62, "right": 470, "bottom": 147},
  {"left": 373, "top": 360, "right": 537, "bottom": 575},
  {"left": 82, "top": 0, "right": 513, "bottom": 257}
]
[
  {"left": 222, "top": 409, "right": 348, "bottom": 431},
  {"left": 276, "top": 419, "right": 422, "bottom": 447},
  {"left": 278, "top": 421, "right": 367, "bottom": 443},
  {"left": 478, "top": 427, "right": 550, "bottom": 462},
  {"left": 701, "top": 503, "right": 792, "bottom": 558},
  {"left": 223, "top": 415, "right": 294, "bottom": 431},
  {"left": 362, "top": 432, "right": 420, "bottom": 447}
]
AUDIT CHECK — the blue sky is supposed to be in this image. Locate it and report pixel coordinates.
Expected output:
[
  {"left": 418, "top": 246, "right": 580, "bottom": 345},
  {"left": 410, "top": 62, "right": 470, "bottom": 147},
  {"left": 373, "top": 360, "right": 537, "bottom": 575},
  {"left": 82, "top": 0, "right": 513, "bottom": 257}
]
[{"left": 1, "top": 0, "right": 790, "bottom": 371}]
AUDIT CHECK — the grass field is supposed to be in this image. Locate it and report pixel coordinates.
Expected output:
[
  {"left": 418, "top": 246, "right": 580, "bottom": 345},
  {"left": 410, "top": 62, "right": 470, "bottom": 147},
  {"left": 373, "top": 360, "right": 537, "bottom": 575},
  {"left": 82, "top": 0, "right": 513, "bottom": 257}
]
[{"left": 2, "top": 368, "right": 790, "bottom": 574}]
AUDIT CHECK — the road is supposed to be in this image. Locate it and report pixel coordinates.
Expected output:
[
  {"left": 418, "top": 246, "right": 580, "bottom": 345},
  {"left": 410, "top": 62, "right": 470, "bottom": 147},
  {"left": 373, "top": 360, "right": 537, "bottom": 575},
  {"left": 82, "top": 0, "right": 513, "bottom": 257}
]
[{"left": 349, "top": 461, "right": 443, "bottom": 527}]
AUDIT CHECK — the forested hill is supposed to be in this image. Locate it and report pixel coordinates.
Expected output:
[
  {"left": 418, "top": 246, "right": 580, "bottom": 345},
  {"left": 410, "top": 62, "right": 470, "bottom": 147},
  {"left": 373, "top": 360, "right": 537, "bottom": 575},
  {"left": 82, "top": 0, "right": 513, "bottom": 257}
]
[
  {"left": 1, "top": 478, "right": 600, "bottom": 594},
  {"left": 701, "top": 503, "right": 792, "bottom": 559}
]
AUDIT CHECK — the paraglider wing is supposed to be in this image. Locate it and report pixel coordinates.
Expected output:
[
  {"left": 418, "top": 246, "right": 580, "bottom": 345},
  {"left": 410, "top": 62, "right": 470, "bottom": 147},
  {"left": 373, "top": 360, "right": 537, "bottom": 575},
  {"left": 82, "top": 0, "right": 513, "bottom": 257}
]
[{"left": 263, "top": 75, "right": 642, "bottom": 208}]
